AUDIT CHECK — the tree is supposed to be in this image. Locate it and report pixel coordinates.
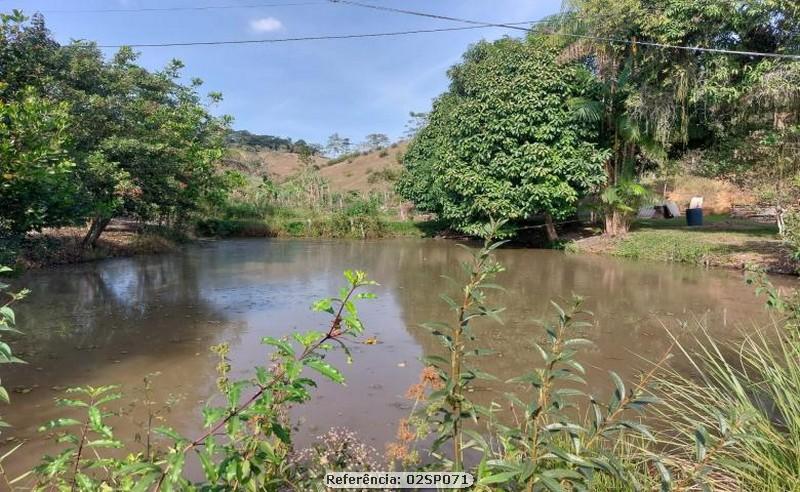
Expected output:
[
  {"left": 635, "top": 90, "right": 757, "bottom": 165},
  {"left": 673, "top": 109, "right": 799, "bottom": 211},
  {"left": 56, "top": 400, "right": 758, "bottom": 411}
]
[
  {"left": 397, "top": 36, "right": 608, "bottom": 238},
  {"left": 325, "top": 133, "right": 347, "bottom": 157},
  {"left": 0, "top": 12, "right": 230, "bottom": 247},
  {"left": 698, "top": 62, "right": 800, "bottom": 234},
  {"left": 363, "top": 133, "right": 390, "bottom": 152},
  {"left": 0, "top": 89, "right": 79, "bottom": 235},
  {"left": 561, "top": 0, "right": 800, "bottom": 234}
]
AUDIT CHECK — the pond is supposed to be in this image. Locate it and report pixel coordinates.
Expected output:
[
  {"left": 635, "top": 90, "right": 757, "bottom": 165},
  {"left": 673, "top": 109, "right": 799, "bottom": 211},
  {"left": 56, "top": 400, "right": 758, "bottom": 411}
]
[{"left": 1, "top": 238, "right": 791, "bottom": 477}]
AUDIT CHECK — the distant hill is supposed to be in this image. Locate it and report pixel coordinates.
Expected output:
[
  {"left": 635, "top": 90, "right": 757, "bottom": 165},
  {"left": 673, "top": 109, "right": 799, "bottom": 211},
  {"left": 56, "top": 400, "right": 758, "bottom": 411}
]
[
  {"left": 320, "top": 142, "right": 407, "bottom": 193},
  {"left": 223, "top": 141, "right": 408, "bottom": 194}
]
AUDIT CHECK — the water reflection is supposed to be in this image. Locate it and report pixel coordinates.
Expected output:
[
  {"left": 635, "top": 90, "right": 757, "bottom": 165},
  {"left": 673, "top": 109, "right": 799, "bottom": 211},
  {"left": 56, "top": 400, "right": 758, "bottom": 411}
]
[{"left": 1, "top": 238, "right": 790, "bottom": 478}]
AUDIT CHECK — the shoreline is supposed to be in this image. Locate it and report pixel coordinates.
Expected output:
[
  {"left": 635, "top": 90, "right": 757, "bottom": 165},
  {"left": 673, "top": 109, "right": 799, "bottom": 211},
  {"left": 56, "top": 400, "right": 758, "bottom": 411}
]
[
  {"left": 4, "top": 218, "right": 797, "bottom": 277},
  {"left": 565, "top": 218, "right": 798, "bottom": 276}
]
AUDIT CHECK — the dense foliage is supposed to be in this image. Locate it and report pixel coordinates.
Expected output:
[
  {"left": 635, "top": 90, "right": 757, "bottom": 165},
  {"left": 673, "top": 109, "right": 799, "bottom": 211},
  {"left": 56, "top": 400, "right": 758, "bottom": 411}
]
[
  {"left": 563, "top": 0, "right": 800, "bottom": 234},
  {"left": 397, "top": 36, "right": 608, "bottom": 237},
  {"left": 0, "top": 90, "right": 77, "bottom": 234},
  {"left": 398, "top": 1, "right": 799, "bottom": 238},
  {"left": 0, "top": 11, "right": 230, "bottom": 247}
]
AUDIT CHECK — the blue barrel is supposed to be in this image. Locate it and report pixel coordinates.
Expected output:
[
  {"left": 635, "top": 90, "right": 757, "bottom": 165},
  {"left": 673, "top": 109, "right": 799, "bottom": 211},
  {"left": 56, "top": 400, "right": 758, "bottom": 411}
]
[{"left": 686, "top": 208, "right": 703, "bottom": 226}]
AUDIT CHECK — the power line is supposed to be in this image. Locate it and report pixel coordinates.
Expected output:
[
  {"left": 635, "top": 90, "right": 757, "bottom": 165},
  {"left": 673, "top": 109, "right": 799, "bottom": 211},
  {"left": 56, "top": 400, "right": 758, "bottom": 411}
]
[
  {"left": 38, "top": 1, "right": 326, "bottom": 14},
  {"left": 330, "top": 0, "right": 800, "bottom": 61},
  {"left": 83, "top": 21, "right": 543, "bottom": 48}
]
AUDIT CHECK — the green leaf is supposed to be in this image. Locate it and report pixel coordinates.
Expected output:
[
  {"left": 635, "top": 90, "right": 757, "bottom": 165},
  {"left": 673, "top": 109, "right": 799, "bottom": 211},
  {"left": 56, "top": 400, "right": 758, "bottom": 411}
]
[
  {"left": 540, "top": 476, "right": 565, "bottom": 491},
  {"left": 477, "top": 470, "right": 520, "bottom": 485},
  {"left": 695, "top": 426, "right": 709, "bottom": 461},
  {"left": 271, "top": 422, "right": 291, "bottom": 444},
  {"left": 0, "top": 307, "right": 14, "bottom": 326},
  {"left": 304, "top": 358, "right": 345, "bottom": 384},
  {"left": 262, "top": 336, "right": 295, "bottom": 356},
  {"left": 154, "top": 426, "right": 185, "bottom": 443},
  {"left": 654, "top": 459, "right": 672, "bottom": 492},
  {"left": 131, "top": 473, "right": 160, "bottom": 492},
  {"left": 311, "top": 298, "right": 334, "bottom": 314},
  {"left": 38, "top": 418, "right": 82, "bottom": 431},
  {"left": 617, "top": 420, "right": 655, "bottom": 441},
  {"left": 292, "top": 331, "right": 323, "bottom": 348},
  {"left": 609, "top": 371, "right": 626, "bottom": 400},
  {"left": 421, "top": 355, "right": 449, "bottom": 367},
  {"left": 87, "top": 439, "right": 122, "bottom": 448}
]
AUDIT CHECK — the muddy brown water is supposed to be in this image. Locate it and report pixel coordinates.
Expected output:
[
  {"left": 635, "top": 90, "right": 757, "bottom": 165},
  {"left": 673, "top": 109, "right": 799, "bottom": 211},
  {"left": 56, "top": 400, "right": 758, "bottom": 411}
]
[{"left": 1, "top": 238, "right": 794, "bottom": 479}]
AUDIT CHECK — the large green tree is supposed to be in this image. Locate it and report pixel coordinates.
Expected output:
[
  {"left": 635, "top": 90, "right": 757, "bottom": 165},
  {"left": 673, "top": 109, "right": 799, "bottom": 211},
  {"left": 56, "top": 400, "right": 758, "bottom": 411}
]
[
  {"left": 0, "top": 11, "right": 230, "bottom": 247},
  {"left": 397, "top": 36, "right": 608, "bottom": 238}
]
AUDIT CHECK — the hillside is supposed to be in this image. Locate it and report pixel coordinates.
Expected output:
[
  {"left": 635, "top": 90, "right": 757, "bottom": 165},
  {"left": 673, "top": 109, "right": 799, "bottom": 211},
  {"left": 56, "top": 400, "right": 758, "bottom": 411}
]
[
  {"left": 222, "top": 147, "right": 328, "bottom": 178},
  {"left": 320, "top": 142, "right": 407, "bottom": 193},
  {"left": 223, "top": 142, "right": 408, "bottom": 194}
]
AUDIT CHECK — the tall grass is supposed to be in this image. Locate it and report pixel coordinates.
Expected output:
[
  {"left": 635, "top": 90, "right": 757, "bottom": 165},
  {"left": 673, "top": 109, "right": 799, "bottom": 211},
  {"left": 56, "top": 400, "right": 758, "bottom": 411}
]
[{"left": 654, "top": 316, "right": 800, "bottom": 491}]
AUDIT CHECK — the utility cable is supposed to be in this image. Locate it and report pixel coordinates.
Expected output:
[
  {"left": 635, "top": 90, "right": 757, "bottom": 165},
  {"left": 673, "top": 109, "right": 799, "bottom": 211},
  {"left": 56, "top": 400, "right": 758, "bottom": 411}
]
[
  {"left": 38, "top": 1, "right": 326, "bottom": 14},
  {"left": 330, "top": 0, "right": 800, "bottom": 61},
  {"left": 84, "top": 21, "right": 543, "bottom": 48}
]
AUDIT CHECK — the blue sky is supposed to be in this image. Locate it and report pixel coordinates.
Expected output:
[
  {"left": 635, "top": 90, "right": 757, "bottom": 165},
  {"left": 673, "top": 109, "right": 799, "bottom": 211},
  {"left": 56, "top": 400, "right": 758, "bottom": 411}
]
[{"left": 9, "top": 0, "right": 562, "bottom": 146}]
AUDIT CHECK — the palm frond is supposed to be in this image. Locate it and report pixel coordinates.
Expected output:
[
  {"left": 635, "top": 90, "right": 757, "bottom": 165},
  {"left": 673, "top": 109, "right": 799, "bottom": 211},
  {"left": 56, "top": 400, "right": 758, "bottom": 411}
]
[{"left": 568, "top": 96, "right": 604, "bottom": 123}]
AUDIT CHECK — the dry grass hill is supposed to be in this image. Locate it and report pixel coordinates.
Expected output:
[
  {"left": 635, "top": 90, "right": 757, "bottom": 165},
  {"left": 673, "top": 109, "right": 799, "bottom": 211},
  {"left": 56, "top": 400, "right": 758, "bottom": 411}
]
[{"left": 223, "top": 142, "right": 408, "bottom": 194}]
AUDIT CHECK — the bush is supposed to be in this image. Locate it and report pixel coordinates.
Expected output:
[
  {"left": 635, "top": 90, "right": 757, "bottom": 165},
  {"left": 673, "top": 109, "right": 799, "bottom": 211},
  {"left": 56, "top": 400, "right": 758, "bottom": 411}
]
[
  {"left": 654, "top": 286, "right": 800, "bottom": 490},
  {"left": 367, "top": 167, "right": 401, "bottom": 184},
  {"left": 782, "top": 208, "right": 800, "bottom": 262},
  {"left": 195, "top": 218, "right": 274, "bottom": 237}
]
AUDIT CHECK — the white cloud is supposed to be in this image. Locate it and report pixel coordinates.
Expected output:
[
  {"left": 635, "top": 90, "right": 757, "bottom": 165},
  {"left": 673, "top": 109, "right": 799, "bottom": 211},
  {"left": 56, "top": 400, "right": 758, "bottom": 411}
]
[{"left": 250, "top": 17, "right": 283, "bottom": 33}]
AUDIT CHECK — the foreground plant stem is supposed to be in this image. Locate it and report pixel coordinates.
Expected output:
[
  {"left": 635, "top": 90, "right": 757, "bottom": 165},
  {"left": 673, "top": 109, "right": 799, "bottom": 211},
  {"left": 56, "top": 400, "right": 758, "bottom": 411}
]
[
  {"left": 153, "top": 284, "right": 361, "bottom": 491},
  {"left": 450, "top": 233, "right": 499, "bottom": 471}
]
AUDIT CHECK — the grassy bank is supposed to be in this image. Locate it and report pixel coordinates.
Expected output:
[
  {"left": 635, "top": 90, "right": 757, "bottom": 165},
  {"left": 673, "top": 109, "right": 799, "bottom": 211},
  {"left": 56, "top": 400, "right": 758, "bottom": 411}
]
[
  {"left": 569, "top": 214, "right": 798, "bottom": 274},
  {"left": 195, "top": 214, "right": 433, "bottom": 239}
]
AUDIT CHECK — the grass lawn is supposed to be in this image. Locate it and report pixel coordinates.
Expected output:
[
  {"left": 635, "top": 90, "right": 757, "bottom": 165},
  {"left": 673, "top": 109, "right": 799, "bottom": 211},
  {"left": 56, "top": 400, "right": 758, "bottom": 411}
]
[{"left": 573, "top": 214, "right": 797, "bottom": 274}]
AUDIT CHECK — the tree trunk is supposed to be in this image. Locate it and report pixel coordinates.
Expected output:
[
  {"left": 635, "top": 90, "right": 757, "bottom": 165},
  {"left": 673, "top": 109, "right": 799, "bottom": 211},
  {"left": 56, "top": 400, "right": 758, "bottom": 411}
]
[
  {"left": 544, "top": 213, "right": 558, "bottom": 242},
  {"left": 82, "top": 217, "right": 111, "bottom": 250},
  {"left": 604, "top": 210, "right": 626, "bottom": 237}
]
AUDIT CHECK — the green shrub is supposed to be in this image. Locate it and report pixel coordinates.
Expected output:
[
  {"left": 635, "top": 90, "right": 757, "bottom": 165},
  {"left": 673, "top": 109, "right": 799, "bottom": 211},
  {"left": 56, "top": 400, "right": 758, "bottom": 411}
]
[
  {"left": 654, "top": 304, "right": 800, "bottom": 490},
  {"left": 195, "top": 218, "right": 274, "bottom": 237},
  {"left": 0, "top": 265, "right": 27, "bottom": 429},
  {"left": 782, "top": 208, "right": 800, "bottom": 262}
]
